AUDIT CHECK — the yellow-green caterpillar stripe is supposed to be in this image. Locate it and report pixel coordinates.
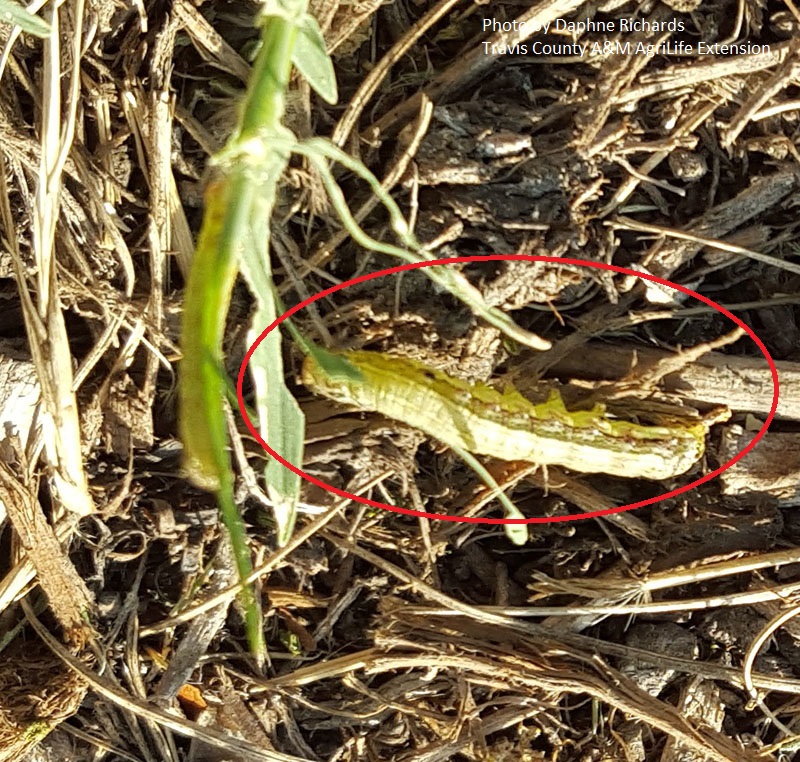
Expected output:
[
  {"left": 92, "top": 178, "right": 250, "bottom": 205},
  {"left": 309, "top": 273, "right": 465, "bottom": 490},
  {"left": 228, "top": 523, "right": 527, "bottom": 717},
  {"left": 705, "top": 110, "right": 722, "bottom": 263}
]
[{"left": 301, "top": 350, "right": 707, "bottom": 480}]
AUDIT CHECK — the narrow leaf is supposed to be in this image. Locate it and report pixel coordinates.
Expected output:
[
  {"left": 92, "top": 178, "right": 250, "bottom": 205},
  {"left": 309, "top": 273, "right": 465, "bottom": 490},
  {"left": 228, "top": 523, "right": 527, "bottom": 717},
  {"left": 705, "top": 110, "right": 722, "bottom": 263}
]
[
  {"left": 292, "top": 14, "right": 337, "bottom": 104},
  {"left": 0, "top": 0, "right": 51, "bottom": 38},
  {"left": 305, "top": 343, "right": 363, "bottom": 383},
  {"left": 451, "top": 445, "right": 529, "bottom": 546},
  {"left": 239, "top": 158, "right": 304, "bottom": 547}
]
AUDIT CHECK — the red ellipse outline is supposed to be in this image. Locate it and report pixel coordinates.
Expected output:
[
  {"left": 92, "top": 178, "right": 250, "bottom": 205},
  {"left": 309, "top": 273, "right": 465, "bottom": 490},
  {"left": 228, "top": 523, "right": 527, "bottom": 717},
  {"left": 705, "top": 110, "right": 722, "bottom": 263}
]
[{"left": 237, "top": 255, "right": 780, "bottom": 525}]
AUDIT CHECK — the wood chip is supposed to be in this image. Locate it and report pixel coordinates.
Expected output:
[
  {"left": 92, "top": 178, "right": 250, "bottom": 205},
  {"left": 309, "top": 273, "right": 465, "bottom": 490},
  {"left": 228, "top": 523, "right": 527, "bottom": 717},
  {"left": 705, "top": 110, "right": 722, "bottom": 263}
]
[{"left": 718, "top": 427, "right": 800, "bottom": 506}]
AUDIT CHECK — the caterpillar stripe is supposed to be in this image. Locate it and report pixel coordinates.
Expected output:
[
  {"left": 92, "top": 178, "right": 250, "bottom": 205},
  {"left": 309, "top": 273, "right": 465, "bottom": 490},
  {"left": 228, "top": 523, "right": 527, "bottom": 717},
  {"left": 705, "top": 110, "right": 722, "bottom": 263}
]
[{"left": 301, "top": 350, "right": 708, "bottom": 480}]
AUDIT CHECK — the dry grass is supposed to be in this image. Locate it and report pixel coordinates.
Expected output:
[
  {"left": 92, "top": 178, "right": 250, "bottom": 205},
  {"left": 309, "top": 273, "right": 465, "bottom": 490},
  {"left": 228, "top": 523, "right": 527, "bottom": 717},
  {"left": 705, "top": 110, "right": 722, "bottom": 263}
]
[{"left": 1, "top": 0, "right": 800, "bottom": 760}]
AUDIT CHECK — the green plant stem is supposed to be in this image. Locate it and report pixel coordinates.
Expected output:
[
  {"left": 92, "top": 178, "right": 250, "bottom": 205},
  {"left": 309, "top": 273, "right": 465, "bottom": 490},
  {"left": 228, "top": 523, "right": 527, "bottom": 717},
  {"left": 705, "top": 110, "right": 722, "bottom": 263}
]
[{"left": 179, "top": 5, "right": 304, "bottom": 660}]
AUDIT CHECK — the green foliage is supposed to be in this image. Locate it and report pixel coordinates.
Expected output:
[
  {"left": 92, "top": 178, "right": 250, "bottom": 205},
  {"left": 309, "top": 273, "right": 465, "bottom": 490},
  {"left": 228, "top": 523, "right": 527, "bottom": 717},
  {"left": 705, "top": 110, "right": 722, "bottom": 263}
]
[
  {"left": 292, "top": 14, "right": 337, "bottom": 104},
  {"left": 180, "top": 6, "right": 304, "bottom": 660},
  {"left": 0, "top": 0, "right": 50, "bottom": 38},
  {"left": 180, "top": 0, "right": 542, "bottom": 659},
  {"left": 451, "top": 446, "right": 528, "bottom": 546},
  {"left": 238, "top": 182, "right": 304, "bottom": 546}
]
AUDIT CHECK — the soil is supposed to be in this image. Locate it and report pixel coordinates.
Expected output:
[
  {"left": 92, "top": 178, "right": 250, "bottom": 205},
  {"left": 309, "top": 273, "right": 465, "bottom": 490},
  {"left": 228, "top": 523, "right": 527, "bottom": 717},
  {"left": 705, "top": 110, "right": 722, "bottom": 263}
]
[{"left": 1, "top": 1, "right": 800, "bottom": 761}]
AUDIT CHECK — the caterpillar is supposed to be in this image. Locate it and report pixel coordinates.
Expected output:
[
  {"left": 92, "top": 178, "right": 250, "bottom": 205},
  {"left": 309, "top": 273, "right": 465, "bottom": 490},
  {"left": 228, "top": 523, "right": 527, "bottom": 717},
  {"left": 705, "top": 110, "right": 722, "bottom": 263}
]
[{"left": 301, "top": 349, "right": 709, "bottom": 480}]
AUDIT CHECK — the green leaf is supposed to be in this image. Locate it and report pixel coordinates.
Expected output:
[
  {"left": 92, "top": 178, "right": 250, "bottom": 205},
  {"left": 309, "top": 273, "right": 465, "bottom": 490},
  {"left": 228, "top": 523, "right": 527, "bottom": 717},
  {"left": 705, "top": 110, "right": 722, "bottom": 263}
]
[
  {"left": 294, "top": 138, "right": 551, "bottom": 352},
  {"left": 0, "top": 0, "right": 50, "bottom": 37},
  {"left": 179, "top": 0, "right": 305, "bottom": 660},
  {"left": 451, "top": 445, "right": 529, "bottom": 546},
  {"left": 292, "top": 14, "right": 337, "bottom": 104},
  {"left": 306, "top": 343, "right": 363, "bottom": 383},
  {"left": 238, "top": 162, "right": 304, "bottom": 547}
]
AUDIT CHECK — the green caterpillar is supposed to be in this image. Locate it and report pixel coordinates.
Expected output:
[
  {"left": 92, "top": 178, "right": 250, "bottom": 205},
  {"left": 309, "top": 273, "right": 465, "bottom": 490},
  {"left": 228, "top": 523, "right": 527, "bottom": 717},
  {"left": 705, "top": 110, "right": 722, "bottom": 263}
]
[{"left": 301, "top": 350, "right": 708, "bottom": 480}]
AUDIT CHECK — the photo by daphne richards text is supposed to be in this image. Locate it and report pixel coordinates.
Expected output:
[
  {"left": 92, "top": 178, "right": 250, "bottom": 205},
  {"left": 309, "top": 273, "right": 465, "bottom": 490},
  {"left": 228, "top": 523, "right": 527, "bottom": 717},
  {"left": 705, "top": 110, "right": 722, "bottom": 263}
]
[{"left": 481, "top": 17, "right": 772, "bottom": 58}]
